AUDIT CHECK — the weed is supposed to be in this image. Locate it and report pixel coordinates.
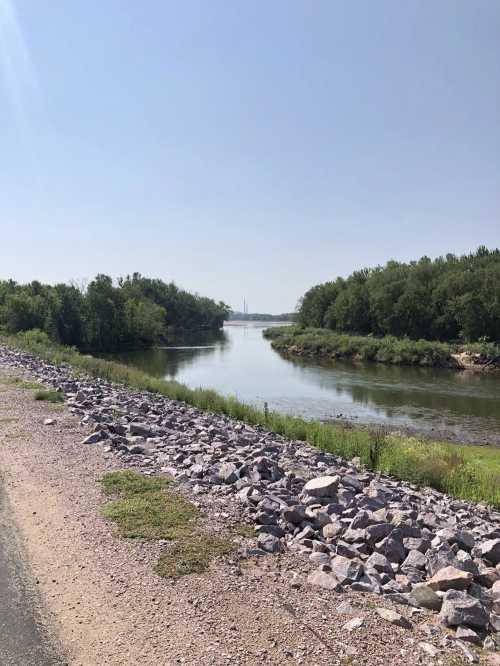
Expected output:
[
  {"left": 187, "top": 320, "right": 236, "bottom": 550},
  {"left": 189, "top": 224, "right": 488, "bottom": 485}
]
[
  {"left": 102, "top": 486, "right": 198, "bottom": 540},
  {"left": 34, "top": 390, "right": 64, "bottom": 403},
  {"left": 100, "top": 471, "right": 234, "bottom": 577},
  {"left": 155, "top": 533, "right": 234, "bottom": 580},
  {"left": 100, "top": 469, "right": 171, "bottom": 496},
  {"left": 233, "top": 523, "right": 255, "bottom": 538}
]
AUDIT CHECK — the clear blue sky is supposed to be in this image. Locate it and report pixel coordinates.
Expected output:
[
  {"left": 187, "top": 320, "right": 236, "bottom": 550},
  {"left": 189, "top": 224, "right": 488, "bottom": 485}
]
[{"left": 1, "top": 1, "right": 499, "bottom": 313}]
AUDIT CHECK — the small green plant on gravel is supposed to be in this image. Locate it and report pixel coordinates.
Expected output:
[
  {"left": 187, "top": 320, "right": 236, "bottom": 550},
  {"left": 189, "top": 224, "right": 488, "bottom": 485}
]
[
  {"left": 233, "top": 523, "right": 255, "bottom": 538},
  {"left": 34, "top": 389, "right": 64, "bottom": 403},
  {"left": 101, "top": 472, "right": 198, "bottom": 540},
  {"left": 100, "top": 470, "right": 235, "bottom": 577},
  {"left": 100, "top": 469, "right": 171, "bottom": 496},
  {"left": 155, "top": 533, "right": 234, "bottom": 580}
]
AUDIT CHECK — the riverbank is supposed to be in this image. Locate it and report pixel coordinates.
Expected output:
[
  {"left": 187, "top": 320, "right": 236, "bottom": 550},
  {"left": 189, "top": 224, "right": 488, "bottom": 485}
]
[
  {"left": 1, "top": 347, "right": 500, "bottom": 661},
  {"left": 1, "top": 330, "right": 500, "bottom": 508},
  {"left": 263, "top": 326, "right": 500, "bottom": 371},
  {"left": 3, "top": 367, "right": 491, "bottom": 664}
]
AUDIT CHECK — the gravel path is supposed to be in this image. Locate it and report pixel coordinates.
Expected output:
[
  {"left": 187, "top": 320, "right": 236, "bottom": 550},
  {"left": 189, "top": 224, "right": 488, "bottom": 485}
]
[{"left": 0, "top": 363, "right": 493, "bottom": 665}]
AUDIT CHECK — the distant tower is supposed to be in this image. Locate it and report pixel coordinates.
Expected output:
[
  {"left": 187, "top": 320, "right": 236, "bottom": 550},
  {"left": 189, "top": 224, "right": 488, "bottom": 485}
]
[{"left": 243, "top": 298, "right": 248, "bottom": 315}]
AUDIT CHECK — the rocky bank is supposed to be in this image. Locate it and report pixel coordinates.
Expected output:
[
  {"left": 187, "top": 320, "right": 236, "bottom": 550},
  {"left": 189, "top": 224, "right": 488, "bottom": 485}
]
[{"left": 1, "top": 345, "right": 500, "bottom": 662}]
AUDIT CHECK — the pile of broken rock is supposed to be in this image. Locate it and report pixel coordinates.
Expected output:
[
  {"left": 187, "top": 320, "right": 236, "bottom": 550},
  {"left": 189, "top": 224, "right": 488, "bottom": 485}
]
[{"left": 1, "top": 345, "right": 499, "bottom": 655}]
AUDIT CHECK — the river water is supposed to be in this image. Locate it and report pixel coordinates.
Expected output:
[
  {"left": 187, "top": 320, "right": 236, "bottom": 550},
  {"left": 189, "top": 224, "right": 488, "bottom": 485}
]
[{"left": 108, "top": 322, "right": 500, "bottom": 446}]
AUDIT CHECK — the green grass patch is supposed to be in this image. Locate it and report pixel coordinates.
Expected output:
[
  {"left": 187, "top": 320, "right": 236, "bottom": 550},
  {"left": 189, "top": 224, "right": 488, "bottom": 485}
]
[
  {"left": 3, "top": 331, "right": 500, "bottom": 508},
  {"left": 155, "top": 533, "right": 234, "bottom": 580},
  {"left": 101, "top": 472, "right": 198, "bottom": 540},
  {"left": 34, "top": 390, "right": 64, "bottom": 403},
  {"left": 100, "top": 470, "right": 234, "bottom": 577},
  {"left": 100, "top": 469, "right": 171, "bottom": 496}
]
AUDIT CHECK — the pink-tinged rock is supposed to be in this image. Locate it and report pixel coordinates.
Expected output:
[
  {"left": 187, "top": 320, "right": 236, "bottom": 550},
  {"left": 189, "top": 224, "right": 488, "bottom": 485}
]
[{"left": 427, "top": 566, "right": 473, "bottom": 592}]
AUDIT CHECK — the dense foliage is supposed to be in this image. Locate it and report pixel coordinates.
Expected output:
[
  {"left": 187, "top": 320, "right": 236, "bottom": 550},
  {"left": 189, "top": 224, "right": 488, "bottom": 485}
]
[
  {"left": 0, "top": 273, "right": 230, "bottom": 351},
  {"left": 298, "top": 247, "right": 500, "bottom": 342},
  {"left": 264, "top": 326, "right": 500, "bottom": 367}
]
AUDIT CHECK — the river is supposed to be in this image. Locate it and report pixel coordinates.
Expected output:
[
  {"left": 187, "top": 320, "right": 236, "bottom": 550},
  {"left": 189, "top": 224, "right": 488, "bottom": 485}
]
[{"left": 107, "top": 322, "right": 500, "bottom": 446}]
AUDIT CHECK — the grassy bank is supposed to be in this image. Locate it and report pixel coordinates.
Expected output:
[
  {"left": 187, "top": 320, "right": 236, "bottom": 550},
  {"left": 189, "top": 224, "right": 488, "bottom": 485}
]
[
  {"left": 263, "top": 326, "right": 500, "bottom": 368},
  {"left": 1, "top": 329, "right": 500, "bottom": 508}
]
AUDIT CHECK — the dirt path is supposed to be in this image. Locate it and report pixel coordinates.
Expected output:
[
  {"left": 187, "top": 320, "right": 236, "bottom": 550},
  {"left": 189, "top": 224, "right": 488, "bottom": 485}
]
[
  {"left": 0, "top": 368, "right": 476, "bottom": 666},
  {"left": 0, "top": 482, "right": 64, "bottom": 666}
]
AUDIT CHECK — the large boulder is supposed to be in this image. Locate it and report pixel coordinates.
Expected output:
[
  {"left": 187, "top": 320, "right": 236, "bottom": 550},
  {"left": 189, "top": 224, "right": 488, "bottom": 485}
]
[
  {"left": 427, "top": 566, "right": 473, "bottom": 592},
  {"left": 480, "top": 539, "right": 500, "bottom": 566},
  {"left": 303, "top": 475, "right": 339, "bottom": 498},
  {"left": 330, "top": 555, "right": 363, "bottom": 584},
  {"left": 439, "top": 590, "right": 489, "bottom": 629}
]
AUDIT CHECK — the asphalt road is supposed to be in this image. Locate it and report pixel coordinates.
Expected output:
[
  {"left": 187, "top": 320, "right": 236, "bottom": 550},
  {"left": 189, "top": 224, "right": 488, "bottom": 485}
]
[{"left": 0, "top": 484, "right": 64, "bottom": 666}]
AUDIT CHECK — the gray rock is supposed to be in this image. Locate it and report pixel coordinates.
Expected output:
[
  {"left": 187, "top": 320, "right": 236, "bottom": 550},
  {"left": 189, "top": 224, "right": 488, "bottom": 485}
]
[
  {"left": 439, "top": 590, "right": 489, "bottom": 628},
  {"left": 82, "top": 431, "right": 106, "bottom": 445},
  {"left": 374, "top": 535, "right": 405, "bottom": 563},
  {"left": 257, "top": 533, "right": 283, "bottom": 554},
  {"left": 402, "top": 549, "right": 427, "bottom": 571},
  {"left": 343, "top": 617, "right": 364, "bottom": 632},
  {"left": 309, "top": 552, "right": 331, "bottom": 567},
  {"left": 411, "top": 583, "right": 443, "bottom": 611},
  {"left": 282, "top": 505, "right": 307, "bottom": 524},
  {"left": 456, "top": 626, "right": 481, "bottom": 645},
  {"left": 330, "top": 555, "right": 363, "bottom": 584},
  {"left": 323, "top": 522, "right": 343, "bottom": 540},
  {"left": 129, "top": 422, "right": 154, "bottom": 437},
  {"left": 375, "top": 607, "right": 411, "bottom": 629},
  {"left": 480, "top": 539, "right": 500, "bottom": 566},
  {"left": 307, "top": 570, "right": 341, "bottom": 591},
  {"left": 365, "top": 552, "right": 393, "bottom": 575},
  {"left": 219, "top": 462, "right": 239, "bottom": 484},
  {"left": 303, "top": 475, "right": 339, "bottom": 498}
]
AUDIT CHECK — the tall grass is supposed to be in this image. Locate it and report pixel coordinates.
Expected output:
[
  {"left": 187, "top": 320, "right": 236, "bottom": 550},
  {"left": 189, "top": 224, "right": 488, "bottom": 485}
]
[
  {"left": 2, "top": 329, "right": 500, "bottom": 508},
  {"left": 264, "top": 326, "right": 500, "bottom": 368}
]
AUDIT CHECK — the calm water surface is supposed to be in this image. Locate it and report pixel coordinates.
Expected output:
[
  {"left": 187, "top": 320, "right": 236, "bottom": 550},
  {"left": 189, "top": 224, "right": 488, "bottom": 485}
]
[{"left": 109, "top": 322, "right": 500, "bottom": 445}]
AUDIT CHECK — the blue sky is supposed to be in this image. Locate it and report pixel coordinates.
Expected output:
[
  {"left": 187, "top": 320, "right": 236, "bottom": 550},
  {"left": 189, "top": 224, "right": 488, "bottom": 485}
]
[{"left": 1, "top": 0, "right": 499, "bottom": 312}]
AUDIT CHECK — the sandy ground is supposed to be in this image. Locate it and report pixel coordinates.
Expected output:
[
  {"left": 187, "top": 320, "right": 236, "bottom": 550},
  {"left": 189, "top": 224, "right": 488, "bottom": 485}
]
[{"left": 0, "top": 366, "right": 486, "bottom": 666}]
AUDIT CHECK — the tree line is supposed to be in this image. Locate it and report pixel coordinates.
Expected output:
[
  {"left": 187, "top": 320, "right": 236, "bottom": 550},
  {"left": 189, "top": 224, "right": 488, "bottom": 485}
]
[
  {"left": 0, "top": 273, "right": 230, "bottom": 351},
  {"left": 298, "top": 247, "right": 500, "bottom": 342},
  {"left": 227, "top": 312, "right": 296, "bottom": 322}
]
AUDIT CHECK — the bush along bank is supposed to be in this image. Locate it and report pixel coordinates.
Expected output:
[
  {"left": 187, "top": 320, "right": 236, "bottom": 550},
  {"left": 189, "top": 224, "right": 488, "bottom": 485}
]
[
  {"left": 1, "top": 341, "right": 500, "bottom": 653},
  {"left": 263, "top": 326, "right": 500, "bottom": 370}
]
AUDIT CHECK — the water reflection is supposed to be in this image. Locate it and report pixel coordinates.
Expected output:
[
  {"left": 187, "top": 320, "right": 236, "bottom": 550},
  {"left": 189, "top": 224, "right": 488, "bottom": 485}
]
[
  {"left": 109, "top": 328, "right": 229, "bottom": 378},
  {"left": 106, "top": 322, "right": 500, "bottom": 445}
]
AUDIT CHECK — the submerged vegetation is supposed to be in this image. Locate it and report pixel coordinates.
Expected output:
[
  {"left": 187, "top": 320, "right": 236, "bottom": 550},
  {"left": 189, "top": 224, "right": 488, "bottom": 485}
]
[
  {"left": 263, "top": 326, "right": 500, "bottom": 368},
  {"left": 0, "top": 273, "right": 230, "bottom": 352},
  {"left": 2, "top": 330, "right": 500, "bottom": 507},
  {"left": 298, "top": 247, "right": 500, "bottom": 343},
  {"left": 100, "top": 470, "right": 233, "bottom": 578}
]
